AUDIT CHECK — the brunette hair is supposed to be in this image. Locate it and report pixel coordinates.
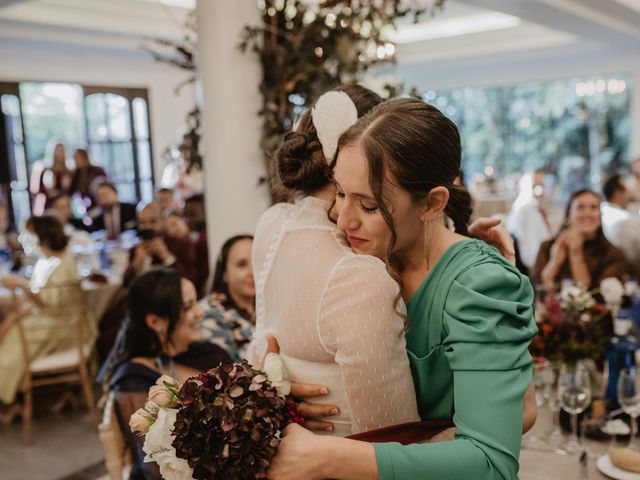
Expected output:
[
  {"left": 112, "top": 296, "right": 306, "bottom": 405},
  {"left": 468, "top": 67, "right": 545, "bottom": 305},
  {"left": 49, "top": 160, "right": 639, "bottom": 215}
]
[
  {"left": 73, "top": 148, "right": 91, "bottom": 167},
  {"left": 102, "top": 269, "right": 185, "bottom": 386},
  {"left": 211, "top": 235, "right": 254, "bottom": 318},
  {"left": 273, "top": 84, "right": 383, "bottom": 198},
  {"left": 336, "top": 98, "right": 472, "bottom": 313},
  {"left": 26, "top": 215, "right": 69, "bottom": 251},
  {"left": 602, "top": 175, "right": 625, "bottom": 202},
  {"left": 560, "top": 188, "right": 603, "bottom": 236}
]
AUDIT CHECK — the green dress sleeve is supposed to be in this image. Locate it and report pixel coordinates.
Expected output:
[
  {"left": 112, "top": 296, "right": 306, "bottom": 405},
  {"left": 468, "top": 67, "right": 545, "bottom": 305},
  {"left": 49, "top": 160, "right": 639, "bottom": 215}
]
[{"left": 374, "top": 261, "right": 537, "bottom": 480}]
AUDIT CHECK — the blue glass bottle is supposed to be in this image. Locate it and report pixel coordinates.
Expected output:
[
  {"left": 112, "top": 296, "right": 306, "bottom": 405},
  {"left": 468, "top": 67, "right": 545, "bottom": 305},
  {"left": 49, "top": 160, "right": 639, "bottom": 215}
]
[{"left": 605, "top": 334, "right": 639, "bottom": 403}]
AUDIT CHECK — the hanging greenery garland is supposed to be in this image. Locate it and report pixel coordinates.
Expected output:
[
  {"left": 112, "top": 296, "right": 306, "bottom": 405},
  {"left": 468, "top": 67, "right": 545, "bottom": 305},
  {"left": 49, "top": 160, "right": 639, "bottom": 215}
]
[{"left": 240, "top": 0, "right": 446, "bottom": 188}]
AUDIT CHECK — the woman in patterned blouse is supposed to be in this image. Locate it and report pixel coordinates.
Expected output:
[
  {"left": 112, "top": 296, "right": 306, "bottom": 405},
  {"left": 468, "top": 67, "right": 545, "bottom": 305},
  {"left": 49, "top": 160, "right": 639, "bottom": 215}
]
[{"left": 199, "top": 235, "right": 255, "bottom": 361}]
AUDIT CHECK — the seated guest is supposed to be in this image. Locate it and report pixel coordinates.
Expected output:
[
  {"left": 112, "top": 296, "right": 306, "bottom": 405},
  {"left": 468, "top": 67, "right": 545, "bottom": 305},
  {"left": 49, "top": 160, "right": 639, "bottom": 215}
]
[
  {"left": 183, "top": 194, "right": 208, "bottom": 293},
  {"left": 0, "top": 216, "right": 97, "bottom": 407},
  {"left": 48, "top": 194, "right": 94, "bottom": 248},
  {"left": 69, "top": 148, "right": 107, "bottom": 213},
  {"left": 89, "top": 182, "right": 137, "bottom": 239},
  {"left": 505, "top": 170, "right": 552, "bottom": 274},
  {"left": 155, "top": 187, "right": 178, "bottom": 215},
  {"left": 534, "top": 188, "right": 632, "bottom": 290},
  {"left": 602, "top": 175, "right": 640, "bottom": 275},
  {"left": 0, "top": 199, "right": 21, "bottom": 270},
  {"left": 102, "top": 269, "right": 229, "bottom": 480},
  {"left": 98, "top": 203, "right": 199, "bottom": 360},
  {"left": 200, "top": 235, "right": 255, "bottom": 361},
  {"left": 123, "top": 202, "right": 198, "bottom": 288},
  {"left": 627, "top": 157, "right": 640, "bottom": 211},
  {"left": 163, "top": 212, "right": 190, "bottom": 240}
]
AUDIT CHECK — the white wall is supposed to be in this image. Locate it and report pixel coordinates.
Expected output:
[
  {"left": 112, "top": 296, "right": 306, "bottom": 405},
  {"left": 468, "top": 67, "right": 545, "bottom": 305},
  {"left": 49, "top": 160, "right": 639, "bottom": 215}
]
[{"left": 0, "top": 38, "right": 196, "bottom": 182}]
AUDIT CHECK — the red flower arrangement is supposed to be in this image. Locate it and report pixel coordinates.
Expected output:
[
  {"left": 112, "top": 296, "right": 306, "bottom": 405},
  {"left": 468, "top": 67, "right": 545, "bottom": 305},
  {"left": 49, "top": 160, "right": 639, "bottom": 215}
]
[{"left": 530, "top": 286, "right": 613, "bottom": 365}]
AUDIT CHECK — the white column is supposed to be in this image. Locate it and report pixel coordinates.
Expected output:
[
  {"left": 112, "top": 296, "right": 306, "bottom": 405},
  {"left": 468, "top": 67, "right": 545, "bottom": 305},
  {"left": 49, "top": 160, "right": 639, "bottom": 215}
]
[{"left": 196, "top": 0, "right": 270, "bottom": 269}]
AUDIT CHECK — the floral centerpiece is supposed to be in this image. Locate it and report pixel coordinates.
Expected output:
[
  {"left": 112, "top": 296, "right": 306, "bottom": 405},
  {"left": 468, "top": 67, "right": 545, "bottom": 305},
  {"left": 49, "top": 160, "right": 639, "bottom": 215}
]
[
  {"left": 129, "top": 358, "right": 303, "bottom": 480},
  {"left": 530, "top": 279, "right": 619, "bottom": 366}
]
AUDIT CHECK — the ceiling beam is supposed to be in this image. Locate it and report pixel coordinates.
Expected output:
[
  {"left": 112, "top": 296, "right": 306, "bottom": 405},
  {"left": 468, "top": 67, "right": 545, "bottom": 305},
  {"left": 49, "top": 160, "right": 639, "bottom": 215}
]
[{"left": 459, "top": 0, "right": 640, "bottom": 49}]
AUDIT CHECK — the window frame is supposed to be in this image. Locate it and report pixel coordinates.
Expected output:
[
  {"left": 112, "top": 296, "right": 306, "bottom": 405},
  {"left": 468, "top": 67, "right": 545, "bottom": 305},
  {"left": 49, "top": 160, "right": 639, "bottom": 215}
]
[{"left": 0, "top": 81, "right": 154, "bottom": 225}]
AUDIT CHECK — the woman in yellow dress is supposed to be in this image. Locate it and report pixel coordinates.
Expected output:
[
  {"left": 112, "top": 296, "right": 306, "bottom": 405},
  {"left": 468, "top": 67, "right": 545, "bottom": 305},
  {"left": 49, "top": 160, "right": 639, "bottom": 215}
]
[{"left": 0, "top": 215, "right": 96, "bottom": 406}]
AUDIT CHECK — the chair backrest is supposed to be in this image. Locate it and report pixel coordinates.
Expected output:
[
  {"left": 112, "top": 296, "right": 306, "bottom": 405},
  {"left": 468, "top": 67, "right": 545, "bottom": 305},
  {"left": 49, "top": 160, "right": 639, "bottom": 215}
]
[
  {"left": 13, "top": 280, "right": 88, "bottom": 372},
  {"left": 98, "top": 391, "right": 131, "bottom": 480}
]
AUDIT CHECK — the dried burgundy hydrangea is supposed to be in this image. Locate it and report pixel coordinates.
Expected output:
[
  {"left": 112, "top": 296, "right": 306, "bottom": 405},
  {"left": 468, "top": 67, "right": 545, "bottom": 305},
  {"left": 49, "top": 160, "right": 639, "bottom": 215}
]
[{"left": 171, "top": 360, "right": 289, "bottom": 480}]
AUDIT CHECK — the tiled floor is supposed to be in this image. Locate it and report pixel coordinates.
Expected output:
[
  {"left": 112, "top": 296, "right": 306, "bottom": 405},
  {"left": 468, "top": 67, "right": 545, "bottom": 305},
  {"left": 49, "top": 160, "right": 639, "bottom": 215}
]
[{"left": 0, "top": 410, "right": 105, "bottom": 480}]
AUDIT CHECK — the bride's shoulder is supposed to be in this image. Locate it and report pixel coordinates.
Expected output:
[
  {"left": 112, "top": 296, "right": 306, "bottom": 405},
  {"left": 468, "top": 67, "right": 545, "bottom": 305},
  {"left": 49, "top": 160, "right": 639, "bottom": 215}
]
[{"left": 332, "top": 253, "right": 397, "bottom": 291}]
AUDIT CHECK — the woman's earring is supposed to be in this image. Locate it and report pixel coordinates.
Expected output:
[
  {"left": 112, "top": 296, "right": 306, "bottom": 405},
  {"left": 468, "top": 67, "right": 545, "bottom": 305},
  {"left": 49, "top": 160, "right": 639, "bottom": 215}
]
[
  {"left": 156, "top": 328, "right": 166, "bottom": 344},
  {"left": 423, "top": 220, "right": 432, "bottom": 270}
]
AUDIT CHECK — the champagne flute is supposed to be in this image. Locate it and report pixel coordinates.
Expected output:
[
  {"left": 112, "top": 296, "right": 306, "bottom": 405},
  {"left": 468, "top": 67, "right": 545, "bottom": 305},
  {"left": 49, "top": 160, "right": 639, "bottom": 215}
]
[
  {"left": 559, "top": 362, "right": 592, "bottom": 453},
  {"left": 618, "top": 367, "right": 640, "bottom": 450}
]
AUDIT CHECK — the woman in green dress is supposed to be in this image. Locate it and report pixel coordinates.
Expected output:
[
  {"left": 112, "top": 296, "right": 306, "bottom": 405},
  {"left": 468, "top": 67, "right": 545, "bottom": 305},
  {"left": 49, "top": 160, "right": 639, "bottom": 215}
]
[{"left": 268, "top": 98, "right": 538, "bottom": 479}]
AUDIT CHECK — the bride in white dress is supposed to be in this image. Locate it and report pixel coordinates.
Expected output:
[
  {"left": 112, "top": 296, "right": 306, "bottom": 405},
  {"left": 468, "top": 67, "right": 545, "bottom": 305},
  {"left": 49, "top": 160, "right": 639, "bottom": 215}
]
[{"left": 252, "top": 86, "right": 419, "bottom": 436}]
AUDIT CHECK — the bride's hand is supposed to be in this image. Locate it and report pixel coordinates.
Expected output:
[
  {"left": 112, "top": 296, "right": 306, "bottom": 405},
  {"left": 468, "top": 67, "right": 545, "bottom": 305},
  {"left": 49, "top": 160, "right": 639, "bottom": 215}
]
[
  {"left": 468, "top": 217, "right": 516, "bottom": 265},
  {"left": 268, "top": 424, "right": 328, "bottom": 480}
]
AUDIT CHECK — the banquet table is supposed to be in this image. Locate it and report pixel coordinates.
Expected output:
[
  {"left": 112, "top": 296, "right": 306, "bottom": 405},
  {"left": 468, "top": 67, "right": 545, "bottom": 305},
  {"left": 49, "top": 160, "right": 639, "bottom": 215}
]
[
  {"left": 0, "top": 277, "right": 121, "bottom": 321},
  {"left": 520, "top": 404, "right": 622, "bottom": 479}
]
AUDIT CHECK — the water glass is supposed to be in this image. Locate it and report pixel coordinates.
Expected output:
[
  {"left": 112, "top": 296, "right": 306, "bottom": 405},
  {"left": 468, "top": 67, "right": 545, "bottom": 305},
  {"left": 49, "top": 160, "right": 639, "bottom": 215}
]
[
  {"left": 558, "top": 363, "right": 592, "bottom": 453},
  {"left": 618, "top": 367, "right": 640, "bottom": 449}
]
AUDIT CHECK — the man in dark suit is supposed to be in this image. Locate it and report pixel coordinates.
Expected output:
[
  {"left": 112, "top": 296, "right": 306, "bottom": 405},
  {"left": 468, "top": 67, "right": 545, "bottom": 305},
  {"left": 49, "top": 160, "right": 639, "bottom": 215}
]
[
  {"left": 184, "top": 193, "right": 209, "bottom": 294},
  {"left": 90, "top": 182, "right": 137, "bottom": 239}
]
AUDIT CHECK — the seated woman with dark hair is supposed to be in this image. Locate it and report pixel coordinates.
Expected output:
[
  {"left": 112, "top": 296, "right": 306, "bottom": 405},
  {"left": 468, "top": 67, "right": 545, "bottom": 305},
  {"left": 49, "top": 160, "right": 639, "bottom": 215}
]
[
  {"left": 199, "top": 235, "right": 255, "bottom": 361},
  {"left": 533, "top": 188, "right": 633, "bottom": 290},
  {"left": 0, "top": 216, "right": 96, "bottom": 408},
  {"left": 102, "top": 269, "right": 229, "bottom": 480}
]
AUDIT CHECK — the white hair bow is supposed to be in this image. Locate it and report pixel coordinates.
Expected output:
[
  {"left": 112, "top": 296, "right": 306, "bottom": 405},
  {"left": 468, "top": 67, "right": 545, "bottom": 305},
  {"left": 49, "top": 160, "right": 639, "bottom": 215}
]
[{"left": 311, "top": 91, "right": 358, "bottom": 162}]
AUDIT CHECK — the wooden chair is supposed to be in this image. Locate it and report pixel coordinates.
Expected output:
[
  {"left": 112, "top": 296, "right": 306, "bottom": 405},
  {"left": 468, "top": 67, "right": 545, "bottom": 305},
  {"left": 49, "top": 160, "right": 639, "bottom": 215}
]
[
  {"left": 11, "top": 280, "right": 96, "bottom": 444},
  {"left": 98, "top": 391, "right": 131, "bottom": 480}
]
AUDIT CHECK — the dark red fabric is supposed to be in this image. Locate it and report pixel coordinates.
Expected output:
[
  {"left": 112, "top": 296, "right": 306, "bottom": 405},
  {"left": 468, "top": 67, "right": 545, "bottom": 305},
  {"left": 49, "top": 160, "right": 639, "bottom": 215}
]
[{"left": 346, "top": 419, "right": 454, "bottom": 445}]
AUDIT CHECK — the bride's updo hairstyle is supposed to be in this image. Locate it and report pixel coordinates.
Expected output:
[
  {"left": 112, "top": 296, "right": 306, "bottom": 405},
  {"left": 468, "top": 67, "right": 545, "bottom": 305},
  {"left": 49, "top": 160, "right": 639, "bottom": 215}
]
[
  {"left": 274, "top": 84, "right": 383, "bottom": 198},
  {"left": 337, "top": 97, "right": 473, "bottom": 261}
]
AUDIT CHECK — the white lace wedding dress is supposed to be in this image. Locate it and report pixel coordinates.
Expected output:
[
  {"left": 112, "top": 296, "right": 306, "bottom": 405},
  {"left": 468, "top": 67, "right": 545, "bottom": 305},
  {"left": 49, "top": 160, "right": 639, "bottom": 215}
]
[{"left": 253, "top": 196, "right": 419, "bottom": 436}]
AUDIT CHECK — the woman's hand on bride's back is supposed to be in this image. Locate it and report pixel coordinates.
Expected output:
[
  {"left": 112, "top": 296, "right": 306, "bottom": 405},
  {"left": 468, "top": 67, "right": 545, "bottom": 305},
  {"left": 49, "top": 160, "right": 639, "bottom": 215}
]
[
  {"left": 468, "top": 217, "right": 516, "bottom": 265},
  {"left": 257, "top": 334, "right": 340, "bottom": 432},
  {"left": 291, "top": 381, "right": 339, "bottom": 432}
]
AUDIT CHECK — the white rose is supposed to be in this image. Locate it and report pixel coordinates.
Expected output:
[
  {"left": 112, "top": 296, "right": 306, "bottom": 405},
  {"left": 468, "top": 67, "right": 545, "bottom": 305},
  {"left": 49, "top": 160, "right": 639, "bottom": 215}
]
[
  {"left": 129, "top": 408, "right": 153, "bottom": 434},
  {"left": 156, "top": 375, "right": 180, "bottom": 390},
  {"left": 601, "top": 277, "right": 625, "bottom": 307},
  {"left": 263, "top": 352, "right": 292, "bottom": 397},
  {"left": 155, "top": 451, "right": 194, "bottom": 480},
  {"left": 148, "top": 385, "right": 179, "bottom": 408},
  {"left": 143, "top": 408, "right": 178, "bottom": 461}
]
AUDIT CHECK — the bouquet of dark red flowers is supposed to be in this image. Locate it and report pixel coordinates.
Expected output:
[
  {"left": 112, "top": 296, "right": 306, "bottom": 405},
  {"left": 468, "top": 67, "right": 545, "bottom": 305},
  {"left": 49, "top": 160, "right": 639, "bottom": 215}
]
[
  {"left": 130, "top": 359, "right": 302, "bottom": 480},
  {"left": 530, "top": 284, "right": 613, "bottom": 365}
]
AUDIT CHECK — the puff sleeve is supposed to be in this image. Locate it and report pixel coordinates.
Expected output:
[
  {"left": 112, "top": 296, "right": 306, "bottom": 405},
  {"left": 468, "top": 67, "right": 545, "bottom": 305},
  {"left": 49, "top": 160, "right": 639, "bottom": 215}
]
[{"left": 374, "top": 261, "right": 537, "bottom": 480}]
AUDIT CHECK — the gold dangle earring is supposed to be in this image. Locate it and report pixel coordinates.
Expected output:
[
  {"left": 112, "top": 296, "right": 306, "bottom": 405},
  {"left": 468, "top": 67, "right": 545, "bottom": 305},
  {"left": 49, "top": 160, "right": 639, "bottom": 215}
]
[{"left": 423, "top": 219, "right": 431, "bottom": 272}]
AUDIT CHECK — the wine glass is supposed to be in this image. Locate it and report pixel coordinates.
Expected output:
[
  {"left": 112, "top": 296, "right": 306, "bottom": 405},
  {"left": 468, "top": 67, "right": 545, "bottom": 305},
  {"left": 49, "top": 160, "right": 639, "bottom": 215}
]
[
  {"left": 558, "top": 362, "right": 592, "bottom": 453},
  {"left": 617, "top": 367, "right": 640, "bottom": 449},
  {"left": 523, "top": 361, "right": 551, "bottom": 449}
]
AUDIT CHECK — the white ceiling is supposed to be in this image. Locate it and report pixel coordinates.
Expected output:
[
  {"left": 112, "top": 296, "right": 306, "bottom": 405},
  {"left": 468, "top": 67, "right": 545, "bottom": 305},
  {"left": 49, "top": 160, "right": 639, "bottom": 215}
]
[
  {"left": 393, "top": 0, "right": 640, "bottom": 64},
  {"left": 0, "top": 0, "right": 639, "bottom": 67},
  {"left": 0, "top": 0, "right": 193, "bottom": 53}
]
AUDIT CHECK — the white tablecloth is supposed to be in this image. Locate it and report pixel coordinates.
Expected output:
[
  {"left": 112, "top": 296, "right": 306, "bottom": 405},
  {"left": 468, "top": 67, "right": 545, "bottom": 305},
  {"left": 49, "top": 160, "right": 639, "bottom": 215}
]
[
  {"left": 0, "top": 278, "right": 121, "bottom": 321},
  {"left": 520, "top": 405, "right": 611, "bottom": 479}
]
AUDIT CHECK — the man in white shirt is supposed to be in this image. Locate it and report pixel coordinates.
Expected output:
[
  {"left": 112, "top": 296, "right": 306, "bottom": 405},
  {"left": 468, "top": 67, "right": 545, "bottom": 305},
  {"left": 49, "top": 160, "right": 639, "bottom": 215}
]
[
  {"left": 506, "top": 170, "right": 552, "bottom": 273},
  {"left": 602, "top": 174, "right": 640, "bottom": 275}
]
